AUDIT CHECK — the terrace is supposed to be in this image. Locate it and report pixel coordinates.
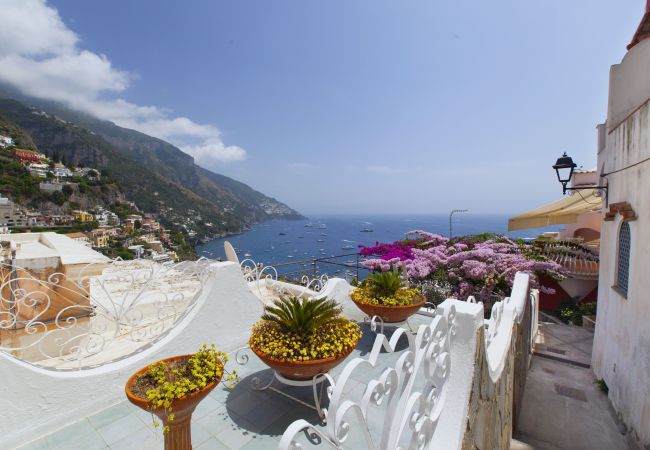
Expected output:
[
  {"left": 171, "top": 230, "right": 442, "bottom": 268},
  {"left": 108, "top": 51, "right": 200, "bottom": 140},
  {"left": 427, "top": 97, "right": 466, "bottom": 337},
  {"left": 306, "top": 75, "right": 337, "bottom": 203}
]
[{"left": 0, "top": 250, "right": 624, "bottom": 450}]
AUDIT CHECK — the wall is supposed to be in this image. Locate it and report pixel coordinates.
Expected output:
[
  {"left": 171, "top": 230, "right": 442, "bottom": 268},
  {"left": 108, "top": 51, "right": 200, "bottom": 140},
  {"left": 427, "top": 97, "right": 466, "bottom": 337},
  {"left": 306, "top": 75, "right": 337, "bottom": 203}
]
[
  {"left": 0, "top": 261, "right": 264, "bottom": 450},
  {"left": 461, "top": 274, "right": 534, "bottom": 450},
  {"left": 592, "top": 37, "right": 650, "bottom": 448}
]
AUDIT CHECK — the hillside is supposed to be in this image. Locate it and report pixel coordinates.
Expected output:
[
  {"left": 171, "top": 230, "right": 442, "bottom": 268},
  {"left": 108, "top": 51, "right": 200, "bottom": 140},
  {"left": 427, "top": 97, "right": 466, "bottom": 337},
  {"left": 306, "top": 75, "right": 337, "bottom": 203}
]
[{"left": 0, "top": 95, "right": 303, "bottom": 241}]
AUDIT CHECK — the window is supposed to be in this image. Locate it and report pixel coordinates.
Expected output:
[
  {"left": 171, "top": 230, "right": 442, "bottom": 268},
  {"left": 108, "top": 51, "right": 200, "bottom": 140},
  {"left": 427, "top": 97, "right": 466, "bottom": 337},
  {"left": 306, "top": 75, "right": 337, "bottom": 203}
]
[{"left": 616, "top": 222, "right": 631, "bottom": 296}]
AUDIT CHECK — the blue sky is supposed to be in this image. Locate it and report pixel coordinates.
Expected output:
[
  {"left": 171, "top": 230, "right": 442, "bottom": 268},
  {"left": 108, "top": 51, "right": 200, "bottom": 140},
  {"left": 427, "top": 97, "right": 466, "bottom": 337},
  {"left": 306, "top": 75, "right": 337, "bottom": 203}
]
[{"left": 0, "top": 1, "right": 643, "bottom": 215}]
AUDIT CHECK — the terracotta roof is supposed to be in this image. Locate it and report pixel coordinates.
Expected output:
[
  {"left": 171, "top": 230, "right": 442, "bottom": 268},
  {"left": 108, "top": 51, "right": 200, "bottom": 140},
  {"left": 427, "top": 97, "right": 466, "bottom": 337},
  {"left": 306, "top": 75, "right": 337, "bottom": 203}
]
[{"left": 628, "top": 1, "right": 650, "bottom": 50}]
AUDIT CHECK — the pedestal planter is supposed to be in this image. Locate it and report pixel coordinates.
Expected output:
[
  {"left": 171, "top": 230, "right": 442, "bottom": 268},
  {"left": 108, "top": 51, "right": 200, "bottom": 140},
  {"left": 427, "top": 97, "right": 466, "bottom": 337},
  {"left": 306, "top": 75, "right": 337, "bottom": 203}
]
[
  {"left": 125, "top": 355, "right": 223, "bottom": 450},
  {"left": 351, "top": 294, "right": 426, "bottom": 323},
  {"left": 250, "top": 336, "right": 359, "bottom": 381}
]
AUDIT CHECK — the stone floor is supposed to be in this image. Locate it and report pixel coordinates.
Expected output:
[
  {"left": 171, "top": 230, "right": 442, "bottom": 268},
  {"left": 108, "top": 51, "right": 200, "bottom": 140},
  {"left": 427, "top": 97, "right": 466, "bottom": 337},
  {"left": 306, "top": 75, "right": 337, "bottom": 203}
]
[
  {"left": 514, "top": 320, "right": 628, "bottom": 450},
  {"left": 533, "top": 320, "right": 594, "bottom": 366},
  {"left": 16, "top": 319, "right": 422, "bottom": 450}
]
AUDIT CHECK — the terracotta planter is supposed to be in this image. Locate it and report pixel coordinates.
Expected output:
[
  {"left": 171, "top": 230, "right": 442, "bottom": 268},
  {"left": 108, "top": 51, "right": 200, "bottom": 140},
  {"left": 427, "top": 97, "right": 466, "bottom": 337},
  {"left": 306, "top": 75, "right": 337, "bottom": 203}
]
[
  {"left": 125, "top": 355, "right": 223, "bottom": 450},
  {"left": 250, "top": 336, "right": 360, "bottom": 381},
  {"left": 351, "top": 294, "right": 426, "bottom": 323}
]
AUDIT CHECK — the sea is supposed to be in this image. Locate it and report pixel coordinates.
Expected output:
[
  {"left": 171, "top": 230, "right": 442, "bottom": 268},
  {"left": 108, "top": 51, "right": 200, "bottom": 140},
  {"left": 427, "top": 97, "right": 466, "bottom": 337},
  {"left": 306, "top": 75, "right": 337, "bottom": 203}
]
[{"left": 197, "top": 214, "right": 559, "bottom": 279}]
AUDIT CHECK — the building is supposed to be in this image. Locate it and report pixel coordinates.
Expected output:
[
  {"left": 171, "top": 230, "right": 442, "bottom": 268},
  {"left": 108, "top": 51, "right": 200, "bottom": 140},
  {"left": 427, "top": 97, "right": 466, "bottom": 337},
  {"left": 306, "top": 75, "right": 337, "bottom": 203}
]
[
  {"left": 0, "top": 135, "right": 14, "bottom": 148},
  {"left": 13, "top": 148, "right": 40, "bottom": 164},
  {"left": 591, "top": 4, "right": 650, "bottom": 447},
  {"left": 53, "top": 164, "right": 73, "bottom": 178},
  {"left": 73, "top": 210, "right": 94, "bottom": 223},
  {"left": 0, "top": 232, "right": 109, "bottom": 329},
  {"left": 63, "top": 232, "right": 91, "bottom": 247},
  {"left": 0, "top": 196, "right": 27, "bottom": 228},
  {"left": 88, "top": 229, "right": 110, "bottom": 249},
  {"left": 39, "top": 182, "right": 63, "bottom": 193},
  {"left": 28, "top": 163, "right": 49, "bottom": 178}
]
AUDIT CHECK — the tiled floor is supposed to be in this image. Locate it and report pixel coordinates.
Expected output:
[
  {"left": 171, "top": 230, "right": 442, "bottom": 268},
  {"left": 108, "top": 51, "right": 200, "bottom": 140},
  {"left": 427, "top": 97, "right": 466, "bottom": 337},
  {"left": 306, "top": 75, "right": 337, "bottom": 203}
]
[{"left": 17, "top": 319, "right": 424, "bottom": 450}]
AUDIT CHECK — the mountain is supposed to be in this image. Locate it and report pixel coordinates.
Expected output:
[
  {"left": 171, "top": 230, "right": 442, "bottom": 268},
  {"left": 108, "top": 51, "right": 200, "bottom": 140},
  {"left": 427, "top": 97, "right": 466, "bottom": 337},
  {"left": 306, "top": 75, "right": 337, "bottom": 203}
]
[{"left": 0, "top": 94, "right": 303, "bottom": 240}]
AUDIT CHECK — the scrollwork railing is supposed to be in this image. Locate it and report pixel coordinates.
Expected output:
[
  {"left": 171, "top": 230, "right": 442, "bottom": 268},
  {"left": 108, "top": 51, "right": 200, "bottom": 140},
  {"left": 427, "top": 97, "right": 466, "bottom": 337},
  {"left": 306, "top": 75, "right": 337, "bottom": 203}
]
[
  {"left": 0, "top": 258, "right": 210, "bottom": 371},
  {"left": 278, "top": 305, "right": 456, "bottom": 450}
]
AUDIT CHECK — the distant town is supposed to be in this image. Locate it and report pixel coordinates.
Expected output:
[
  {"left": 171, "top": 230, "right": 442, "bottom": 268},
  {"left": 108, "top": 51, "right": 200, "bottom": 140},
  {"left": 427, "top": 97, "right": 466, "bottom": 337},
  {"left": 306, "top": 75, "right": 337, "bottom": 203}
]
[{"left": 0, "top": 133, "right": 186, "bottom": 262}]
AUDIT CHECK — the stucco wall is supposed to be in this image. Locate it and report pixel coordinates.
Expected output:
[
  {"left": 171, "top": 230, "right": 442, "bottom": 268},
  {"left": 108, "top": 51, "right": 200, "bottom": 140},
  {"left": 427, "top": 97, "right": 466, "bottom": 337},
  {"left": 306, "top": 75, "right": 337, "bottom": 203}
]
[{"left": 593, "top": 40, "right": 650, "bottom": 447}]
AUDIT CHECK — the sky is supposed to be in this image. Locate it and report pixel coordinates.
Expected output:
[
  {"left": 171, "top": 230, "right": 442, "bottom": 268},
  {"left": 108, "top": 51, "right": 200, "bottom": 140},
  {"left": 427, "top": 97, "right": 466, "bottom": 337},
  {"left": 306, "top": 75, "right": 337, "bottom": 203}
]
[{"left": 0, "top": 0, "right": 643, "bottom": 215}]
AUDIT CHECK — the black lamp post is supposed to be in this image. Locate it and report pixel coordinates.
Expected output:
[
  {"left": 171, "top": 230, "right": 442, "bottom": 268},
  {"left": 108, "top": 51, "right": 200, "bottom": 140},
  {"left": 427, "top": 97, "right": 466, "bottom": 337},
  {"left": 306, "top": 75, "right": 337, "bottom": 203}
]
[{"left": 552, "top": 152, "right": 608, "bottom": 203}]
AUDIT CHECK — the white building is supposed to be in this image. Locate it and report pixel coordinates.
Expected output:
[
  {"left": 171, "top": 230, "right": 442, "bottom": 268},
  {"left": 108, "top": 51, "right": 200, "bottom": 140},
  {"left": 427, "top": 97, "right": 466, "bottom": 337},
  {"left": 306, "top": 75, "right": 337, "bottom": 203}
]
[
  {"left": 53, "top": 166, "right": 73, "bottom": 178},
  {"left": 0, "top": 135, "right": 14, "bottom": 148},
  {"left": 591, "top": 4, "right": 650, "bottom": 447},
  {"left": 0, "top": 196, "right": 27, "bottom": 228},
  {"left": 28, "top": 163, "right": 49, "bottom": 178}
]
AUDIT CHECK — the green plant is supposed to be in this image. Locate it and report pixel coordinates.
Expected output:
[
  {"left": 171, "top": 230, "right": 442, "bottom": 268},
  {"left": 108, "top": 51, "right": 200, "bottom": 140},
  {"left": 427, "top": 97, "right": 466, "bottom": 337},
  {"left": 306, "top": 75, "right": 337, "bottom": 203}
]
[
  {"left": 368, "top": 270, "right": 402, "bottom": 297},
  {"left": 130, "top": 344, "right": 237, "bottom": 433},
  {"left": 595, "top": 378, "right": 609, "bottom": 394},
  {"left": 250, "top": 297, "right": 361, "bottom": 361},
  {"left": 261, "top": 297, "right": 346, "bottom": 335}
]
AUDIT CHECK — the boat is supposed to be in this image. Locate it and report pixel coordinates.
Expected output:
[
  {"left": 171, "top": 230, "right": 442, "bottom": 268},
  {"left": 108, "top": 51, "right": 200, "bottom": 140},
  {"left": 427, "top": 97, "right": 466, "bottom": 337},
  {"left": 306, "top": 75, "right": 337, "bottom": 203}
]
[
  {"left": 304, "top": 223, "right": 313, "bottom": 227},
  {"left": 317, "top": 239, "right": 325, "bottom": 242},
  {"left": 279, "top": 232, "right": 286, "bottom": 235},
  {"left": 341, "top": 245, "right": 354, "bottom": 250},
  {"left": 360, "top": 228, "right": 373, "bottom": 233},
  {"left": 244, "top": 253, "right": 252, "bottom": 257},
  {"left": 318, "top": 224, "right": 327, "bottom": 229},
  {"left": 320, "top": 233, "right": 328, "bottom": 236},
  {"left": 297, "top": 236, "right": 305, "bottom": 239}
]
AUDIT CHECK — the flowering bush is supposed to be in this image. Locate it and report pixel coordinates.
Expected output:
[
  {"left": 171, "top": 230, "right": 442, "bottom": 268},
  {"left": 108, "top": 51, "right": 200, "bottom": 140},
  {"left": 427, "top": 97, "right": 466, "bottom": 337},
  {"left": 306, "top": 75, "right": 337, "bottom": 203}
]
[
  {"left": 360, "top": 232, "right": 564, "bottom": 303},
  {"left": 250, "top": 297, "right": 361, "bottom": 361}
]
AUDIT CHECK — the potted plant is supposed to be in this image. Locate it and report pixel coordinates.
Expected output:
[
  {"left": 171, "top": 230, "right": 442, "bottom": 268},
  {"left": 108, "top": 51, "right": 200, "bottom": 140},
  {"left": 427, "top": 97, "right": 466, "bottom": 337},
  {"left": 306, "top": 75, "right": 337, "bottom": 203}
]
[
  {"left": 125, "top": 344, "right": 237, "bottom": 450},
  {"left": 249, "top": 297, "right": 362, "bottom": 381},
  {"left": 350, "top": 270, "right": 425, "bottom": 323}
]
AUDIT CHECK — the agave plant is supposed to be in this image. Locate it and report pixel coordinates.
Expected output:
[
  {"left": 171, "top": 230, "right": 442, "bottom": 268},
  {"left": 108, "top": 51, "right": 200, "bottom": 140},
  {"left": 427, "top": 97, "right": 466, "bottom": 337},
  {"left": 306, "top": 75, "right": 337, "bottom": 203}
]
[
  {"left": 261, "top": 297, "right": 346, "bottom": 335},
  {"left": 368, "top": 270, "right": 403, "bottom": 298}
]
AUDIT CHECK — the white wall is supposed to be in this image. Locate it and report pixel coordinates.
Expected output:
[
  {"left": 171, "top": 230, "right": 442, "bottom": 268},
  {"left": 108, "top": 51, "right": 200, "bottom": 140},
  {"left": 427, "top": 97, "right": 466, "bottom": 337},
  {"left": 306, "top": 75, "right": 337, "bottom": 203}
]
[
  {"left": 0, "top": 261, "right": 264, "bottom": 450},
  {"left": 592, "top": 37, "right": 650, "bottom": 447}
]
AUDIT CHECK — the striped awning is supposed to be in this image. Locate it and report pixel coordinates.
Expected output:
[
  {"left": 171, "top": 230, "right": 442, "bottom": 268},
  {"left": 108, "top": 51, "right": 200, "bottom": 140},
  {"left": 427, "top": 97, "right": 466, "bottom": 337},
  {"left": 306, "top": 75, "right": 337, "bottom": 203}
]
[{"left": 508, "top": 192, "right": 602, "bottom": 231}]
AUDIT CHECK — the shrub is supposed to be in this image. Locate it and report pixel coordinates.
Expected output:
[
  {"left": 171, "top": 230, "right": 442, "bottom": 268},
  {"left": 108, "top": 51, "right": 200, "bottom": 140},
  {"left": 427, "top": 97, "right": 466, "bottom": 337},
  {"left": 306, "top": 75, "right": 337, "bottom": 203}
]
[{"left": 250, "top": 297, "right": 361, "bottom": 361}]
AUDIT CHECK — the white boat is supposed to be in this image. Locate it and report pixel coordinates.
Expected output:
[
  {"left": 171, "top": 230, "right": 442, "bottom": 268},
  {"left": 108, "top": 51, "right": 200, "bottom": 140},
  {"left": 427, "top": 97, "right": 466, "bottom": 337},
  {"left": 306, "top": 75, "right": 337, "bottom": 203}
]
[{"left": 341, "top": 245, "right": 354, "bottom": 250}]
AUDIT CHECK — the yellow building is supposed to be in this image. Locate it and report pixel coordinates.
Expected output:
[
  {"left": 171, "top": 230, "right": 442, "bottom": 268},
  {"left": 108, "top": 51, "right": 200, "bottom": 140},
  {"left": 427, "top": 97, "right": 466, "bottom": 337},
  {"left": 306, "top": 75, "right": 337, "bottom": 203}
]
[
  {"left": 73, "top": 210, "right": 94, "bottom": 223},
  {"left": 89, "top": 229, "right": 110, "bottom": 248}
]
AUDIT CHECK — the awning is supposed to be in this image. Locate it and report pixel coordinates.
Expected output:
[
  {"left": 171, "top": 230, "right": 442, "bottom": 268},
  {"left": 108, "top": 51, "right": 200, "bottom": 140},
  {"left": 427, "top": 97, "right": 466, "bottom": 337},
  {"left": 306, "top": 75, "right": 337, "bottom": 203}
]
[{"left": 508, "top": 192, "right": 602, "bottom": 231}]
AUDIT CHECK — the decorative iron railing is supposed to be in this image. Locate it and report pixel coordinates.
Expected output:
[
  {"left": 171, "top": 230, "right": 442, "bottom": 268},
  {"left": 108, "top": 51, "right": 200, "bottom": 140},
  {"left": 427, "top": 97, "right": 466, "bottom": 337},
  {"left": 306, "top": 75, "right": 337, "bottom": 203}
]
[{"left": 0, "top": 258, "right": 211, "bottom": 371}]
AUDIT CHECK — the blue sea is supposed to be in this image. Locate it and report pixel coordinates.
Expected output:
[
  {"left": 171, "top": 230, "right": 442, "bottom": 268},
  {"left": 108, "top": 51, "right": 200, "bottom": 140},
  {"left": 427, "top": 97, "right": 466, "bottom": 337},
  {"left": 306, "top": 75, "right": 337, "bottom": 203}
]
[{"left": 197, "top": 214, "right": 559, "bottom": 278}]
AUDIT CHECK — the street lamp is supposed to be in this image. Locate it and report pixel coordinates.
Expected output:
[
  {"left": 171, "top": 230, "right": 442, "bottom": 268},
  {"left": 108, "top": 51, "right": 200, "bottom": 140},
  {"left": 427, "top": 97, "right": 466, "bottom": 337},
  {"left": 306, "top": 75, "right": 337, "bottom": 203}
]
[
  {"left": 552, "top": 152, "right": 608, "bottom": 203},
  {"left": 552, "top": 152, "right": 577, "bottom": 193},
  {"left": 449, "top": 209, "right": 468, "bottom": 239}
]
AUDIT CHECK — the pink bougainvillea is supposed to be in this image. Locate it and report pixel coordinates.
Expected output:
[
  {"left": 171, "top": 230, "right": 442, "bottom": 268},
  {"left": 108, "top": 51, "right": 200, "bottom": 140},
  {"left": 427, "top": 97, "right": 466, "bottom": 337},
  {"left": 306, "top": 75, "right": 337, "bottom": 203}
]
[{"left": 360, "top": 233, "right": 563, "bottom": 302}]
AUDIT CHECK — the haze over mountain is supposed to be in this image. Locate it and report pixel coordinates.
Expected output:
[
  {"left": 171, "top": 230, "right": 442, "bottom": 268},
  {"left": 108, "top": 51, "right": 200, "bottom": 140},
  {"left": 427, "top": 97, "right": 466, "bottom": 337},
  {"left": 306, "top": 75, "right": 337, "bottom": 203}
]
[{"left": 0, "top": 90, "right": 303, "bottom": 239}]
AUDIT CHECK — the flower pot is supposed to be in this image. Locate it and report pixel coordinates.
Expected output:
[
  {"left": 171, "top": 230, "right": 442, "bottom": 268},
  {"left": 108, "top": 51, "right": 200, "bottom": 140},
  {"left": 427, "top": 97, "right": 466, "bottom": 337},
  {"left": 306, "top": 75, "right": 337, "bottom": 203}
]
[
  {"left": 250, "top": 336, "right": 360, "bottom": 381},
  {"left": 125, "top": 355, "right": 223, "bottom": 450},
  {"left": 351, "top": 294, "right": 426, "bottom": 323}
]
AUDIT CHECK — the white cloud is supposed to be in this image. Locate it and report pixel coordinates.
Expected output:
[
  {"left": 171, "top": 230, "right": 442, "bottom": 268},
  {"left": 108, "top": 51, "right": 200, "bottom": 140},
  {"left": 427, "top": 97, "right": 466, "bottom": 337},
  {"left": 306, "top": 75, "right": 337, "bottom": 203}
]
[{"left": 0, "top": 0, "right": 246, "bottom": 167}]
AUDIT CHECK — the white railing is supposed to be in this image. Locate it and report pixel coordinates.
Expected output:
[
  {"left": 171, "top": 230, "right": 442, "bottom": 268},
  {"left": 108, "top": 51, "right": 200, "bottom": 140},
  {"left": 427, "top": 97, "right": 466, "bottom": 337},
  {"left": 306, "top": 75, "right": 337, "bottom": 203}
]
[
  {"left": 0, "top": 258, "right": 210, "bottom": 370},
  {"left": 278, "top": 272, "right": 536, "bottom": 450},
  {"left": 279, "top": 305, "right": 457, "bottom": 450},
  {"left": 240, "top": 258, "right": 330, "bottom": 301}
]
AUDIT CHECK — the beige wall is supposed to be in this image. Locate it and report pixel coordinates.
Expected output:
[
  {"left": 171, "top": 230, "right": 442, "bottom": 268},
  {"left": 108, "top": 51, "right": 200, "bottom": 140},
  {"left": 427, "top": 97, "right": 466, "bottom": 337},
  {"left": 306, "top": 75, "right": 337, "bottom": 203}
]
[{"left": 592, "top": 38, "right": 650, "bottom": 448}]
